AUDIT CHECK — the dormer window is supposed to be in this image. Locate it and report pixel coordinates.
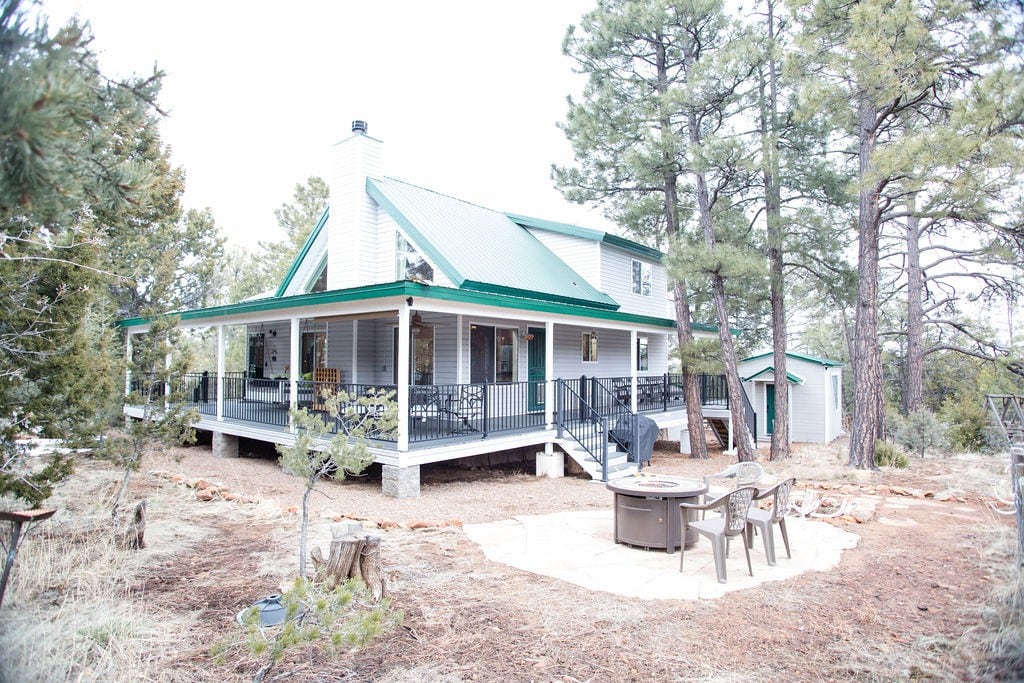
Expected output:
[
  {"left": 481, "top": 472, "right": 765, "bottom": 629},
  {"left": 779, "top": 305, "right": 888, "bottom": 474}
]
[
  {"left": 396, "top": 231, "right": 434, "bottom": 283},
  {"left": 632, "top": 259, "right": 652, "bottom": 296}
]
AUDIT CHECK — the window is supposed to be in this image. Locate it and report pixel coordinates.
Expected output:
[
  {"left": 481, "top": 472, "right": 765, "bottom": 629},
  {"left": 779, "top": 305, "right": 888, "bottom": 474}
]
[
  {"left": 636, "top": 337, "right": 649, "bottom": 371},
  {"left": 301, "top": 330, "right": 326, "bottom": 374},
  {"left": 832, "top": 374, "right": 840, "bottom": 410},
  {"left": 582, "top": 331, "right": 599, "bottom": 363},
  {"left": 396, "top": 231, "right": 434, "bottom": 282},
  {"left": 392, "top": 325, "right": 435, "bottom": 385},
  {"left": 470, "top": 324, "right": 517, "bottom": 383},
  {"left": 413, "top": 324, "right": 434, "bottom": 385},
  {"left": 631, "top": 259, "right": 652, "bottom": 296}
]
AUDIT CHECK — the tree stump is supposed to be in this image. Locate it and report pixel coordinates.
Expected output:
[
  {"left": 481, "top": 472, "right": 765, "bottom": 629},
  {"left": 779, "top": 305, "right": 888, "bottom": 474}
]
[
  {"left": 359, "top": 535, "right": 384, "bottom": 601},
  {"left": 120, "top": 500, "right": 146, "bottom": 550},
  {"left": 310, "top": 523, "right": 385, "bottom": 600}
]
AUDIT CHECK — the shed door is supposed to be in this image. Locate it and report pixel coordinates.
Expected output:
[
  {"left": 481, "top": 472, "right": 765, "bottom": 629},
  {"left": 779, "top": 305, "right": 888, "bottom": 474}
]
[{"left": 766, "top": 383, "right": 776, "bottom": 435}]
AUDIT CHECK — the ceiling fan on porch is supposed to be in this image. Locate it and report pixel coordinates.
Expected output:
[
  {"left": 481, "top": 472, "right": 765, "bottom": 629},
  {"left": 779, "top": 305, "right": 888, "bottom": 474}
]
[{"left": 410, "top": 312, "right": 424, "bottom": 336}]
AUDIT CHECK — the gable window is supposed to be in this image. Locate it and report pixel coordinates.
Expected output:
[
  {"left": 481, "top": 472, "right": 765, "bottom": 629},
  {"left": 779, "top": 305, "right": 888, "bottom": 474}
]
[
  {"left": 582, "top": 331, "right": 599, "bottom": 363},
  {"left": 470, "top": 324, "right": 517, "bottom": 383},
  {"left": 631, "top": 259, "right": 652, "bottom": 296},
  {"left": 636, "top": 336, "right": 649, "bottom": 371},
  {"left": 396, "top": 231, "right": 434, "bottom": 283}
]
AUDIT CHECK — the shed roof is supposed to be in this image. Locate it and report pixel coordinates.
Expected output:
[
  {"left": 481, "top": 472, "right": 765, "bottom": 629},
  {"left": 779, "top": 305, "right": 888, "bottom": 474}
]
[
  {"left": 742, "top": 367, "right": 805, "bottom": 384},
  {"left": 740, "top": 351, "right": 845, "bottom": 368},
  {"left": 367, "top": 178, "right": 618, "bottom": 310}
]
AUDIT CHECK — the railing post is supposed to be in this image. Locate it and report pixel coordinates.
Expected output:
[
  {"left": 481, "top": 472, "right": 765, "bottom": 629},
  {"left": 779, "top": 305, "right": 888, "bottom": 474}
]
[
  {"left": 601, "top": 416, "right": 609, "bottom": 482},
  {"left": 633, "top": 411, "right": 641, "bottom": 470},
  {"left": 481, "top": 381, "right": 489, "bottom": 438},
  {"left": 556, "top": 379, "right": 564, "bottom": 438},
  {"left": 662, "top": 373, "right": 669, "bottom": 412}
]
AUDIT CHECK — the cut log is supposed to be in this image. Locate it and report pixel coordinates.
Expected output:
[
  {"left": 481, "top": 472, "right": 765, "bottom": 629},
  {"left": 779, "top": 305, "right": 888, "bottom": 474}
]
[{"left": 359, "top": 535, "right": 384, "bottom": 601}]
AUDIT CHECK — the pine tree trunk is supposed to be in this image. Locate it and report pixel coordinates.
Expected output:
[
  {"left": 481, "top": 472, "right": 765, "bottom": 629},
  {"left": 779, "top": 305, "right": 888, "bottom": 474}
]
[
  {"left": 674, "top": 282, "right": 710, "bottom": 459},
  {"left": 849, "top": 96, "right": 884, "bottom": 469},
  {"left": 762, "top": 0, "right": 789, "bottom": 462},
  {"left": 904, "top": 204, "right": 924, "bottom": 415}
]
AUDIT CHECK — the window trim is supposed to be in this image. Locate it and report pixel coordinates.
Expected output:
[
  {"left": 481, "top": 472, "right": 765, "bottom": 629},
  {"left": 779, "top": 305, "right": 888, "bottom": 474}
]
[{"left": 631, "top": 259, "right": 652, "bottom": 297}]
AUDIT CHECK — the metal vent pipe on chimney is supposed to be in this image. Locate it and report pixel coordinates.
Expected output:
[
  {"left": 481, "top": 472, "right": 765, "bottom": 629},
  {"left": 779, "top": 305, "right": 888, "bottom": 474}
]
[{"left": 351, "top": 120, "right": 368, "bottom": 134}]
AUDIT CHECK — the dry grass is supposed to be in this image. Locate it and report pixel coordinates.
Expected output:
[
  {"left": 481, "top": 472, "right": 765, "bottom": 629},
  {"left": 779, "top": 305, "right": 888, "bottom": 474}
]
[{"left": 1, "top": 443, "right": 1022, "bottom": 681}]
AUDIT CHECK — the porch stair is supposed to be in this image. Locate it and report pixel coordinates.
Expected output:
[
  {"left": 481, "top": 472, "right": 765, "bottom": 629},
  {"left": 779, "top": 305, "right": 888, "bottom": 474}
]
[
  {"left": 559, "top": 439, "right": 638, "bottom": 481},
  {"left": 707, "top": 417, "right": 730, "bottom": 448}
]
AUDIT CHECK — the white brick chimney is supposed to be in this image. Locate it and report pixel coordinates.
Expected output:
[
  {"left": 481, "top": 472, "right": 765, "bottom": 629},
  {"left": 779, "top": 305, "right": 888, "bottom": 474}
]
[{"left": 326, "top": 120, "right": 383, "bottom": 290}]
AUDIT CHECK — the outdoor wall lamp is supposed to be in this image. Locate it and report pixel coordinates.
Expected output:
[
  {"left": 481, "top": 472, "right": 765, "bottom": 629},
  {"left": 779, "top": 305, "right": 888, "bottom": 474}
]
[{"left": 406, "top": 297, "right": 414, "bottom": 306}]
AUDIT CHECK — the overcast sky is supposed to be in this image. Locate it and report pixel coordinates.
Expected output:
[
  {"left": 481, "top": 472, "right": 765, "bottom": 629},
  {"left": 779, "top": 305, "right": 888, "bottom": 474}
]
[{"left": 40, "top": 0, "right": 612, "bottom": 247}]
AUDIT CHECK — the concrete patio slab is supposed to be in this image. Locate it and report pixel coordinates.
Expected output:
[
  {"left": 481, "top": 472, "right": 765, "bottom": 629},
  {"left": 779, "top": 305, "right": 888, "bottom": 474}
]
[{"left": 464, "top": 510, "right": 860, "bottom": 601}]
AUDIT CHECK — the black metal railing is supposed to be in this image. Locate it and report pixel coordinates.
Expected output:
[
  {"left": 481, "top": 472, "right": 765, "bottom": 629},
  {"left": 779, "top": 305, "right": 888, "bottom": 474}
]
[
  {"left": 557, "top": 379, "right": 613, "bottom": 481},
  {"left": 987, "top": 394, "right": 1024, "bottom": 565},
  {"left": 408, "top": 381, "right": 546, "bottom": 444}
]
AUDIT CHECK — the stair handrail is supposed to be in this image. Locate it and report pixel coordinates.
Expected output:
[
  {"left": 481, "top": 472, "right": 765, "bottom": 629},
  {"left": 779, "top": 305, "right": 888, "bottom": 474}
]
[{"left": 557, "top": 378, "right": 637, "bottom": 480}]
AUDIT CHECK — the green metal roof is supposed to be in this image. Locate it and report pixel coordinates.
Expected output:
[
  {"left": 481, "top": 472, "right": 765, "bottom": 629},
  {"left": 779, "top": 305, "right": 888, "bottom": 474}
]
[
  {"left": 117, "top": 281, "right": 703, "bottom": 331},
  {"left": 740, "top": 351, "right": 845, "bottom": 368},
  {"left": 275, "top": 207, "right": 329, "bottom": 297},
  {"left": 742, "top": 367, "right": 805, "bottom": 384},
  {"left": 367, "top": 178, "right": 618, "bottom": 311},
  {"left": 505, "top": 212, "right": 664, "bottom": 261}
]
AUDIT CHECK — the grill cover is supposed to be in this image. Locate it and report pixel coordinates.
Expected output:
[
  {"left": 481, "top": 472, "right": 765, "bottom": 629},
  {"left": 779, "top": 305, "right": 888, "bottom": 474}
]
[{"left": 610, "top": 414, "right": 660, "bottom": 464}]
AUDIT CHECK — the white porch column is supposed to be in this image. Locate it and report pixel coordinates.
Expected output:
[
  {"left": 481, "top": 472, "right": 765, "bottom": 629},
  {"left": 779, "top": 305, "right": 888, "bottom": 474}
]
[
  {"left": 629, "top": 329, "right": 638, "bottom": 412},
  {"left": 289, "top": 317, "right": 300, "bottom": 410},
  {"left": 216, "top": 325, "right": 225, "bottom": 420},
  {"left": 124, "top": 333, "right": 133, "bottom": 397},
  {"left": 456, "top": 314, "right": 465, "bottom": 383},
  {"left": 397, "top": 304, "right": 411, "bottom": 451},
  {"left": 351, "top": 320, "right": 359, "bottom": 384},
  {"left": 544, "top": 321, "right": 555, "bottom": 428}
]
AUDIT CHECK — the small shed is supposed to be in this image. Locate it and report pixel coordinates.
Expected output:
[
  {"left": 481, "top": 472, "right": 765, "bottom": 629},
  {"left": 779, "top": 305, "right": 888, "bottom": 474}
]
[{"left": 738, "top": 352, "right": 845, "bottom": 443}]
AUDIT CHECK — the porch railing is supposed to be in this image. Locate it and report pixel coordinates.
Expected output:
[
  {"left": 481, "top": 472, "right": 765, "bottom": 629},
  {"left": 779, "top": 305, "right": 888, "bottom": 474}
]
[
  {"left": 128, "top": 371, "right": 754, "bottom": 450},
  {"left": 556, "top": 379, "right": 615, "bottom": 481},
  {"left": 407, "top": 380, "right": 546, "bottom": 443}
]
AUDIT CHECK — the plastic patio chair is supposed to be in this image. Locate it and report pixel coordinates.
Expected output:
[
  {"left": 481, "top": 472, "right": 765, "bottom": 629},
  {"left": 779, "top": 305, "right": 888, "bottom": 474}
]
[
  {"left": 679, "top": 486, "right": 757, "bottom": 584},
  {"left": 701, "top": 461, "right": 764, "bottom": 518},
  {"left": 747, "top": 477, "right": 796, "bottom": 566}
]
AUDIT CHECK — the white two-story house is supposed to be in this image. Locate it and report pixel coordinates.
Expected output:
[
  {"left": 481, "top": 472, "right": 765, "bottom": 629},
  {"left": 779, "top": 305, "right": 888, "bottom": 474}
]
[{"left": 121, "top": 121, "right": 742, "bottom": 497}]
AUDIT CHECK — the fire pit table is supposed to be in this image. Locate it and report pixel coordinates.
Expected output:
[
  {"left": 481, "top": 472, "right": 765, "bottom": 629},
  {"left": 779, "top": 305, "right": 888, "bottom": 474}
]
[{"left": 606, "top": 476, "right": 708, "bottom": 553}]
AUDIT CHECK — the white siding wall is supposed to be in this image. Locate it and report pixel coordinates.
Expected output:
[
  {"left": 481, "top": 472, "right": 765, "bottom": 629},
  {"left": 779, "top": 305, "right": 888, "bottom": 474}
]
[
  {"left": 327, "top": 133, "right": 383, "bottom": 290},
  {"left": 600, "top": 247, "right": 670, "bottom": 317},
  {"left": 528, "top": 230, "right": 601, "bottom": 290},
  {"left": 738, "top": 357, "right": 846, "bottom": 443}
]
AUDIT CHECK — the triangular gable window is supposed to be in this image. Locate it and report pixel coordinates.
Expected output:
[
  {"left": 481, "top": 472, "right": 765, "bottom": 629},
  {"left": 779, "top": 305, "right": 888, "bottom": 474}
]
[{"left": 396, "top": 231, "right": 434, "bottom": 283}]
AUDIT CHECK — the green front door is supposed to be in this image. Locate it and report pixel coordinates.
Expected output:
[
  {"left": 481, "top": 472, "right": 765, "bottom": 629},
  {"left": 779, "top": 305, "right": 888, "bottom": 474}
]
[
  {"left": 527, "top": 327, "right": 546, "bottom": 411},
  {"left": 766, "top": 383, "right": 776, "bottom": 435}
]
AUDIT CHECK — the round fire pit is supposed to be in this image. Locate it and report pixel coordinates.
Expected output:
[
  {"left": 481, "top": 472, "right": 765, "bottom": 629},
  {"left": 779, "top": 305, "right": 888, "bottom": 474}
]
[{"left": 606, "top": 476, "right": 707, "bottom": 553}]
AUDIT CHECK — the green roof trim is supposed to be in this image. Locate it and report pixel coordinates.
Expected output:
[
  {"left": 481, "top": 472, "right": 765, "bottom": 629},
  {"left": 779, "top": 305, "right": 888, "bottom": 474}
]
[
  {"left": 275, "top": 207, "right": 329, "bottom": 297},
  {"left": 117, "top": 281, "right": 705, "bottom": 332},
  {"left": 365, "top": 178, "right": 466, "bottom": 287},
  {"left": 460, "top": 280, "right": 619, "bottom": 311},
  {"left": 505, "top": 212, "right": 664, "bottom": 261},
  {"left": 742, "top": 367, "right": 805, "bottom": 384},
  {"left": 740, "top": 351, "right": 845, "bottom": 367}
]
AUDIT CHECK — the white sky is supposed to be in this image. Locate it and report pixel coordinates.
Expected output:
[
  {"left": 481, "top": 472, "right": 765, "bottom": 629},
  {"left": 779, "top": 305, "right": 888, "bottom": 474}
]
[{"left": 40, "top": 0, "right": 612, "bottom": 247}]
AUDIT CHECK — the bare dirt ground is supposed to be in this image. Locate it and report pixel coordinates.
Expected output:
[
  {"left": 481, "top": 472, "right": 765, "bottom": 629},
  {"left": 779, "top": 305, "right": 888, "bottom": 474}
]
[{"left": 7, "top": 434, "right": 1023, "bottom": 682}]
